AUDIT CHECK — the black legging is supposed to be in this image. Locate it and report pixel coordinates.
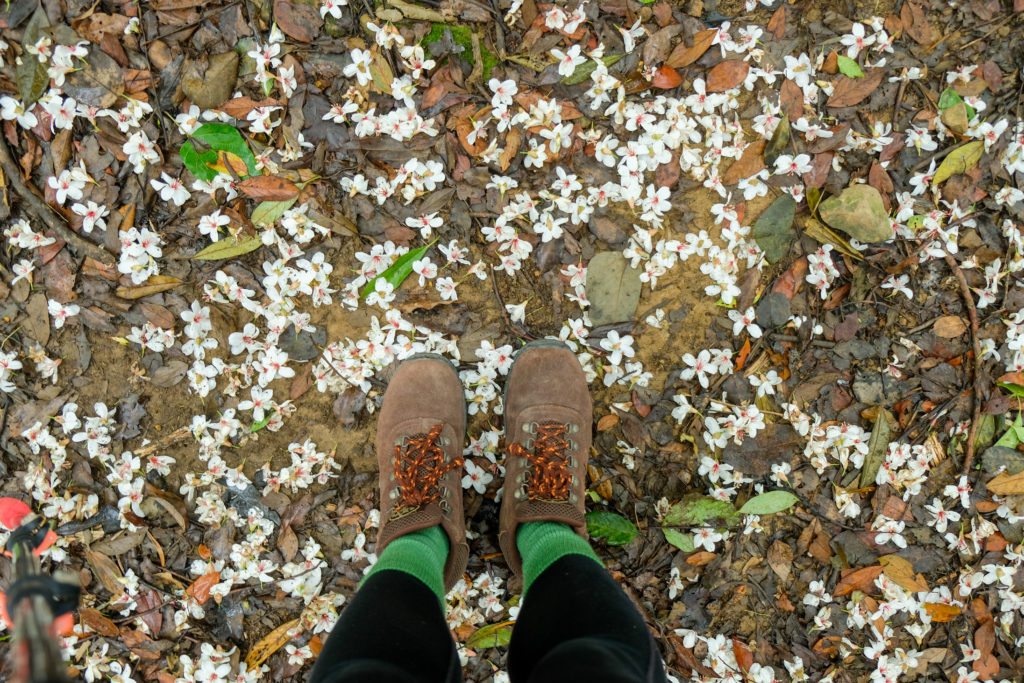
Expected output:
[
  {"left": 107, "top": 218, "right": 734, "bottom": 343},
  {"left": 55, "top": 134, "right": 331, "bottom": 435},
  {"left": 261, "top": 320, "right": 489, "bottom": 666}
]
[{"left": 308, "top": 555, "right": 666, "bottom": 683}]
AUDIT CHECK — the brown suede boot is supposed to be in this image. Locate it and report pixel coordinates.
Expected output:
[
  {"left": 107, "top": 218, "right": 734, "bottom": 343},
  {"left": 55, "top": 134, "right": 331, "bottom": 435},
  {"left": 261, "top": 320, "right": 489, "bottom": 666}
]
[
  {"left": 375, "top": 354, "right": 468, "bottom": 591},
  {"left": 499, "top": 339, "right": 592, "bottom": 576}
]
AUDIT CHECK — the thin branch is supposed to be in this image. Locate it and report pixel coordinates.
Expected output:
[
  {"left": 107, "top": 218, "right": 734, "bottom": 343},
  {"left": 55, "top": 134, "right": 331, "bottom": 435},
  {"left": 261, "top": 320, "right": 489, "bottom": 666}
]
[{"left": 943, "top": 252, "right": 983, "bottom": 473}]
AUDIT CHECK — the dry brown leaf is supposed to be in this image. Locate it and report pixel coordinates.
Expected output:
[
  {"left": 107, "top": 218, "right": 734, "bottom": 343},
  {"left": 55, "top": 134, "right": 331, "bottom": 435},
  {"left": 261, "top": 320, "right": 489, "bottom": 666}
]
[
  {"left": 827, "top": 69, "right": 885, "bottom": 108},
  {"left": 596, "top": 414, "right": 619, "bottom": 431},
  {"left": 933, "top": 316, "right": 967, "bottom": 338},
  {"left": 273, "top": 0, "right": 322, "bottom": 42},
  {"left": 651, "top": 66, "right": 683, "bottom": 90},
  {"left": 219, "top": 96, "right": 283, "bottom": 119},
  {"left": 834, "top": 565, "right": 884, "bottom": 596},
  {"left": 705, "top": 60, "right": 749, "bottom": 93},
  {"left": 900, "top": 1, "right": 932, "bottom": 44},
  {"left": 245, "top": 618, "right": 301, "bottom": 668},
  {"left": 924, "top": 602, "right": 961, "bottom": 622},
  {"left": 767, "top": 540, "right": 794, "bottom": 582},
  {"left": 879, "top": 555, "right": 929, "bottom": 592},
  {"left": 987, "top": 469, "right": 1024, "bottom": 495},
  {"left": 686, "top": 551, "right": 716, "bottom": 566},
  {"left": 80, "top": 607, "right": 120, "bottom": 637},
  {"left": 238, "top": 176, "right": 301, "bottom": 201},
  {"left": 723, "top": 140, "right": 766, "bottom": 185},
  {"left": 767, "top": 5, "right": 786, "bottom": 39},
  {"left": 779, "top": 78, "right": 804, "bottom": 121},
  {"left": 85, "top": 549, "right": 124, "bottom": 595},
  {"left": 500, "top": 127, "right": 522, "bottom": 172},
  {"left": 186, "top": 571, "right": 220, "bottom": 605},
  {"left": 116, "top": 275, "right": 183, "bottom": 300},
  {"left": 666, "top": 29, "right": 715, "bottom": 68}
]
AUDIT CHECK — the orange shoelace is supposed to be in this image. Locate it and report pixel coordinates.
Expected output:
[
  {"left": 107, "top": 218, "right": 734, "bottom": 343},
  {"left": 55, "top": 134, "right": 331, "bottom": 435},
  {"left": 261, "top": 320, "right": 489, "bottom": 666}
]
[
  {"left": 393, "top": 424, "right": 464, "bottom": 510},
  {"left": 509, "top": 421, "right": 573, "bottom": 500}
]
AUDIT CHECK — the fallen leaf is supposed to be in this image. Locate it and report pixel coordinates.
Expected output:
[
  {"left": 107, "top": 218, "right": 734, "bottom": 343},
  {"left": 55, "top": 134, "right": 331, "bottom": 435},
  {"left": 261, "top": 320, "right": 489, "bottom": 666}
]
[
  {"left": 879, "top": 554, "right": 929, "bottom": 592},
  {"left": 826, "top": 69, "right": 884, "bottom": 108},
  {"left": 116, "top": 275, "right": 183, "bottom": 300},
  {"left": 685, "top": 551, "right": 716, "bottom": 566},
  {"left": 219, "top": 96, "right": 283, "bottom": 119},
  {"left": 245, "top": 618, "right": 301, "bottom": 668},
  {"left": 834, "top": 565, "right": 884, "bottom": 596},
  {"left": 193, "top": 236, "right": 264, "bottom": 260},
  {"left": 238, "top": 175, "right": 301, "bottom": 200},
  {"left": 766, "top": 5, "right": 786, "bottom": 39},
  {"left": 585, "top": 252, "right": 642, "bottom": 326},
  {"left": 651, "top": 66, "right": 683, "bottom": 89},
  {"left": 751, "top": 194, "right": 796, "bottom": 264},
  {"left": 933, "top": 316, "right": 967, "bottom": 338},
  {"left": 705, "top": 60, "right": 749, "bottom": 93},
  {"left": 723, "top": 140, "right": 766, "bottom": 185},
  {"left": 767, "top": 540, "right": 793, "bottom": 581},
  {"left": 924, "top": 602, "right": 961, "bottom": 622},
  {"left": 901, "top": 1, "right": 932, "bottom": 44},
  {"left": 80, "top": 607, "right": 120, "bottom": 637},
  {"left": 186, "top": 571, "right": 220, "bottom": 605},
  {"left": 764, "top": 114, "right": 791, "bottom": 167},
  {"left": 597, "top": 414, "right": 619, "bottom": 431},
  {"left": 933, "top": 141, "right": 984, "bottom": 186},
  {"left": 274, "top": 0, "right": 322, "bottom": 42},
  {"left": 666, "top": 29, "right": 715, "bottom": 68},
  {"left": 987, "top": 469, "right": 1024, "bottom": 495},
  {"left": 85, "top": 550, "right": 124, "bottom": 596},
  {"left": 819, "top": 184, "right": 892, "bottom": 242}
]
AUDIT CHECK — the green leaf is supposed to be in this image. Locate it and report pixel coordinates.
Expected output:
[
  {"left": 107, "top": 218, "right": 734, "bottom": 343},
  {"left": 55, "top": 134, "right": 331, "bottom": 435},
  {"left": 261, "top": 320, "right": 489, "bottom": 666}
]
[
  {"left": 585, "top": 511, "right": 639, "bottom": 546},
  {"left": 190, "top": 123, "right": 258, "bottom": 175},
  {"left": 250, "top": 411, "right": 275, "bottom": 433},
  {"left": 17, "top": 6, "right": 51, "bottom": 107},
  {"left": 663, "top": 494, "right": 738, "bottom": 526},
  {"left": 738, "top": 490, "right": 799, "bottom": 515},
  {"left": 933, "top": 141, "right": 984, "bottom": 186},
  {"left": 937, "top": 87, "right": 975, "bottom": 119},
  {"left": 465, "top": 621, "right": 513, "bottom": 649},
  {"left": 819, "top": 184, "right": 892, "bottom": 242},
  {"left": 361, "top": 240, "right": 436, "bottom": 299},
  {"left": 836, "top": 56, "right": 864, "bottom": 78},
  {"left": 251, "top": 197, "right": 299, "bottom": 227},
  {"left": 180, "top": 141, "right": 220, "bottom": 183},
  {"left": 663, "top": 528, "right": 695, "bottom": 552},
  {"left": 860, "top": 410, "right": 892, "bottom": 488},
  {"left": 994, "top": 413, "right": 1024, "bottom": 449},
  {"left": 562, "top": 54, "right": 625, "bottom": 86},
  {"left": 997, "top": 381, "right": 1024, "bottom": 398},
  {"left": 193, "top": 235, "right": 264, "bottom": 260},
  {"left": 751, "top": 193, "right": 797, "bottom": 264}
]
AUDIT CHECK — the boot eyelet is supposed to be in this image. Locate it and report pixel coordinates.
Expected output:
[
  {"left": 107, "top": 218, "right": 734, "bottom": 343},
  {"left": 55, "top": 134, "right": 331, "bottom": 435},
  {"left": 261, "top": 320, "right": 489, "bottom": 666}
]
[
  {"left": 568, "top": 440, "right": 577, "bottom": 451},
  {"left": 524, "top": 439, "right": 534, "bottom": 449},
  {"left": 441, "top": 500, "right": 451, "bottom": 513},
  {"left": 524, "top": 422, "right": 537, "bottom": 434},
  {"left": 567, "top": 456, "right": 576, "bottom": 467},
  {"left": 569, "top": 493, "right": 578, "bottom": 504},
  {"left": 569, "top": 423, "right": 580, "bottom": 433},
  {"left": 513, "top": 489, "right": 523, "bottom": 501}
]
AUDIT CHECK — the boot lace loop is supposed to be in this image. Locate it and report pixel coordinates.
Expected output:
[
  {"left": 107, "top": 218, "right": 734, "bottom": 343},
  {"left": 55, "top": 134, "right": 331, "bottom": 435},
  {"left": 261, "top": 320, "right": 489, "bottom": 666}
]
[
  {"left": 509, "top": 421, "right": 573, "bottom": 500},
  {"left": 393, "top": 423, "right": 463, "bottom": 512}
]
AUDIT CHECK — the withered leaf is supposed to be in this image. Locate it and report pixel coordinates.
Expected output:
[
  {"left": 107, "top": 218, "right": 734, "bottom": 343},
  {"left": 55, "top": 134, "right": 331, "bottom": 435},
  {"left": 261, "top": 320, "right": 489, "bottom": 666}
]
[
  {"left": 705, "top": 60, "right": 749, "bottom": 93},
  {"left": 827, "top": 69, "right": 884, "bottom": 108},
  {"left": 666, "top": 29, "right": 715, "bottom": 69},
  {"left": 238, "top": 175, "right": 301, "bottom": 200}
]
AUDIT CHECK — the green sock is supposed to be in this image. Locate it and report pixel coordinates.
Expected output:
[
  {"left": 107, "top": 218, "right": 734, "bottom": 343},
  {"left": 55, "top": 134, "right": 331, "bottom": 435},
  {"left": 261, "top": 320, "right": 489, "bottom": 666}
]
[
  {"left": 516, "top": 521, "right": 602, "bottom": 595},
  {"left": 362, "top": 526, "right": 449, "bottom": 604}
]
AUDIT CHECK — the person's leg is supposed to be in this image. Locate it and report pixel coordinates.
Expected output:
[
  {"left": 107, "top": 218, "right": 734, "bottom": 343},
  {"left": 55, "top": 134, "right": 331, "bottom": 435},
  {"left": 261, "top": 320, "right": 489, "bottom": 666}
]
[
  {"left": 310, "top": 354, "right": 469, "bottom": 682},
  {"left": 308, "top": 561, "right": 460, "bottom": 683},
  {"left": 508, "top": 550, "right": 666, "bottom": 683},
  {"left": 497, "top": 341, "right": 666, "bottom": 682}
]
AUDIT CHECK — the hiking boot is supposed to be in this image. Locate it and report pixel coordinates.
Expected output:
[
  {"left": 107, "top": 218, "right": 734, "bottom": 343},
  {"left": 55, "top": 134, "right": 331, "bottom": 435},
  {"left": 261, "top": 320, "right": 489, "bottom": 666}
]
[
  {"left": 376, "top": 354, "right": 468, "bottom": 591},
  {"left": 499, "top": 339, "right": 592, "bottom": 576}
]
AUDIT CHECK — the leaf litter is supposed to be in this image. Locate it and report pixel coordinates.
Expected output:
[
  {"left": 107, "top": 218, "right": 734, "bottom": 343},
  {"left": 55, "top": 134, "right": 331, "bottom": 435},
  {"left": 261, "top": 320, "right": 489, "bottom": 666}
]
[{"left": 0, "top": 0, "right": 1023, "bottom": 680}]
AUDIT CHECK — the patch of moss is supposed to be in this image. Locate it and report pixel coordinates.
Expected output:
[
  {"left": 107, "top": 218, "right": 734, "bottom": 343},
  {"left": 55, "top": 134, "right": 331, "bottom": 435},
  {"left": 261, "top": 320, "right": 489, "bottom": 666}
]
[{"left": 422, "top": 23, "right": 497, "bottom": 80}]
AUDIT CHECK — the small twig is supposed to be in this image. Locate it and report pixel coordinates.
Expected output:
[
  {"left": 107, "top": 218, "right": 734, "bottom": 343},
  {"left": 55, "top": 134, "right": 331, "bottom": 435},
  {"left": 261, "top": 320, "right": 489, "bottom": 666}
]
[
  {"left": 489, "top": 269, "right": 535, "bottom": 341},
  {"left": 890, "top": 78, "right": 907, "bottom": 131},
  {"left": 0, "top": 135, "right": 114, "bottom": 265},
  {"left": 943, "top": 252, "right": 983, "bottom": 473}
]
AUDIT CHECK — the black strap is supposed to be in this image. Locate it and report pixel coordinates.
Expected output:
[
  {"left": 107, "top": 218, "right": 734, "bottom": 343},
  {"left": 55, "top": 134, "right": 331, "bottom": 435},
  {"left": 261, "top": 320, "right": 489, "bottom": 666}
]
[
  {"left": 5, "top": 515, "right": 50, "bottom": 555},
  {"left": 5, "top": 575, "right": 80, "bottom": 618}
]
